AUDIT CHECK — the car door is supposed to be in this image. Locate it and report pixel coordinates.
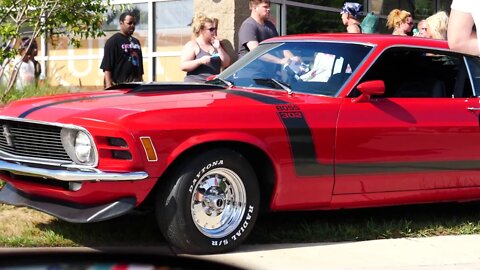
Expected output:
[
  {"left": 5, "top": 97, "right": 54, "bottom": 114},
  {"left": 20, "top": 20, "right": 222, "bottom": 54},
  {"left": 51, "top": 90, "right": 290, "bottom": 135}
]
[{"left": 334, "top": 48, "right": 480, "bottom": 194}]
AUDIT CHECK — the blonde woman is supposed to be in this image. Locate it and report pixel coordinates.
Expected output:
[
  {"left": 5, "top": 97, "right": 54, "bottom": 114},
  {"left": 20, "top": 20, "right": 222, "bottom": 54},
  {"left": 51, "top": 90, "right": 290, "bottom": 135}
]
[
  {"left": 181, "top": 14, "right": 231, "bottom": 83},
  {"left": 386, "top": 9, "right": 414, "bottom": 36},
  {"left": 425, "top": 11, "right": 449, "bottom": 40}
]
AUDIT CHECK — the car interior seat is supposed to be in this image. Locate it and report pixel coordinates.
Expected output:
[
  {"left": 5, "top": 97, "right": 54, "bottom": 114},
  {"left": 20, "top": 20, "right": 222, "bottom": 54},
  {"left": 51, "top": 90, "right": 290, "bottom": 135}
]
[
  {"left": 430, "top": 80, "right": 446, "bottom": 97},
  {"left": 327, "top": 73, "right": 347, "bottom": 86},
  {"left": 453, "top": 64, "right": 469, "bottom": 98},
  {"left": 395, "top": 78, "right": 446, "bottom": 98}
]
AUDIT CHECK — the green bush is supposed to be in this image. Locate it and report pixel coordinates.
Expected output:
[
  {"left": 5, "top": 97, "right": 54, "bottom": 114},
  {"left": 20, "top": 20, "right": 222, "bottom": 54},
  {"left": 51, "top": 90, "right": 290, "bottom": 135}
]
[{"left": 0, "top": 84, "right": 72, "bottom": 104}]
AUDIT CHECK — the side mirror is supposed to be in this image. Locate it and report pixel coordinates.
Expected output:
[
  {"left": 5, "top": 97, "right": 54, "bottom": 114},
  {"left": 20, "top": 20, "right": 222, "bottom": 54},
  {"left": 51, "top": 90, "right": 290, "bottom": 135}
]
[{"left": 352, "top": 80, "right": 385, "bottom": 103}]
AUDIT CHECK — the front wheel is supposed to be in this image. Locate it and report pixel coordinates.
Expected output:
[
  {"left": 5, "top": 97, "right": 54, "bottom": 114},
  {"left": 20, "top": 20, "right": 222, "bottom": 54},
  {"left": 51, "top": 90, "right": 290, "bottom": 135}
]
[{"left": 156, "top": 149, "right": 260, "bottom": 254}]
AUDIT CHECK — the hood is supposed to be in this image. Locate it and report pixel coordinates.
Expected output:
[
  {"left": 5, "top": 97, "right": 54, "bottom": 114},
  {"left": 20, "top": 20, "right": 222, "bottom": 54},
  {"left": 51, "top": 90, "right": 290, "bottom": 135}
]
[{"left": 0, "top": 83, "right": 293, "bottom": 125}]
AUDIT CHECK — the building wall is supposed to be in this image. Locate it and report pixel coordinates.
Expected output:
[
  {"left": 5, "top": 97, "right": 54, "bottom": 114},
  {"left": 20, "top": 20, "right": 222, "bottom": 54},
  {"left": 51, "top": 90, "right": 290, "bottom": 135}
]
[
  {"left": 37, "top": 0, "right": 449, "bottom": 90},
  {"left": 41, "top": 0, "right": 194, "bottom": 90}
]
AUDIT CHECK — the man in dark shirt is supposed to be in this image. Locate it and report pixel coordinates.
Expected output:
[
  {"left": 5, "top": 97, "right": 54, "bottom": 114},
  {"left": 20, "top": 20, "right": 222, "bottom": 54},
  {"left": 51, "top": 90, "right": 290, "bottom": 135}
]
[
  {"left": 238, "top": 0, "right": 279, "bottom": 59},
  {"left": 100, "top": 11, "right": 144, "bottom": 89},
  {"left": 28, "top": 39, "right": 42, "bottom": 86}
]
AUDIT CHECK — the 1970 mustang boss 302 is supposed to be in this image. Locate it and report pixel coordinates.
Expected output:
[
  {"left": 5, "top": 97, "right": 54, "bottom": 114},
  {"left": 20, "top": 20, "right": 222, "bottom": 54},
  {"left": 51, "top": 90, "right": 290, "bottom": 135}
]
[{"left": 0, "top": 34, "right": 479, "bottom": 254}]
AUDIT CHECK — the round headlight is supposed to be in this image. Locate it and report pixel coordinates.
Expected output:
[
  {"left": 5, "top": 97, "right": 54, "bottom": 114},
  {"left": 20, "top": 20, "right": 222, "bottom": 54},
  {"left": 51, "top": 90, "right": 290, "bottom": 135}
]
[{"left": 75, "top": 131, "right": 92, "bottom": 163}]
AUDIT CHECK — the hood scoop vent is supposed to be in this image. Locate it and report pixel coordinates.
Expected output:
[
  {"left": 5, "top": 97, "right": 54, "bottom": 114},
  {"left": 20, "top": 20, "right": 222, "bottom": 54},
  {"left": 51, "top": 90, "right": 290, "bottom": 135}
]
[{"left": 126, "top": 83, "right": 227, "bottom": 93}]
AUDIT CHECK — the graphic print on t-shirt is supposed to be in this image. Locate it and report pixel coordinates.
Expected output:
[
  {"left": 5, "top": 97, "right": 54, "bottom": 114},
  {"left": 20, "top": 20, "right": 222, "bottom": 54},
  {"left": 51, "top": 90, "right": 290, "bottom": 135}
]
[{"left": 122, "top": 37, "right": 141, "bottom": 67}]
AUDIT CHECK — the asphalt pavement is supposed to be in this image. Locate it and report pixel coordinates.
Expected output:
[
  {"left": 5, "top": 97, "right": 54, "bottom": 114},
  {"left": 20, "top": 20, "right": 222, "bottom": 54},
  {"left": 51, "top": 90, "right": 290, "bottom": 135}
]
[{"left": 197, "top": 234, "right": 480, "bottom": 270}]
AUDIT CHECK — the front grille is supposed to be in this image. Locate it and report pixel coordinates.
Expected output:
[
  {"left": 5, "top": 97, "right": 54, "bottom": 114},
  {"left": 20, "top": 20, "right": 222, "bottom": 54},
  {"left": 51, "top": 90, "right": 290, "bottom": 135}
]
[
  {"left": 1, "top": 171, "right": 70, "bottom": 190},
  {"left": 0, "top": 120, "right": 71, "bottom": 162}
]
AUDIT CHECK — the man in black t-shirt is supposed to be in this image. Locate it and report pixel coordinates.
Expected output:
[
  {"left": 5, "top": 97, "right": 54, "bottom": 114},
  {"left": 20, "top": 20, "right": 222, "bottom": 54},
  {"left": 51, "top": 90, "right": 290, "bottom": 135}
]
[{"left": 100, "top": 11, "right": 144, "bottom": 89}]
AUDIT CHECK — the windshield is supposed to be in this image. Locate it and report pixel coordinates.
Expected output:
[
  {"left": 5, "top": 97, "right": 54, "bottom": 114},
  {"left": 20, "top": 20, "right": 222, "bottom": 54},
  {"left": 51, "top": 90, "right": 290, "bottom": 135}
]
[{"left": 219, "top": 41, "right": 372, "bottom": 96}]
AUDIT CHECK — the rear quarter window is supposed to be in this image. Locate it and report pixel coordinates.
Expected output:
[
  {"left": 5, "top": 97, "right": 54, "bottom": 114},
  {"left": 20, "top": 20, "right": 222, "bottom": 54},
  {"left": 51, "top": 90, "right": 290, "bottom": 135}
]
[{"left": 355, "top": 47, "right": 472, "bottom": 98}]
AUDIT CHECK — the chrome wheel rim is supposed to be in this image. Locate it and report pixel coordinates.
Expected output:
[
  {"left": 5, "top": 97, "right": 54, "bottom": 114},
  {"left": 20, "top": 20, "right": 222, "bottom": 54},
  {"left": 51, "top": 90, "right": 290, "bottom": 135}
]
[{"left": 191, "top": 168, "right": 247, "bottom": 238}]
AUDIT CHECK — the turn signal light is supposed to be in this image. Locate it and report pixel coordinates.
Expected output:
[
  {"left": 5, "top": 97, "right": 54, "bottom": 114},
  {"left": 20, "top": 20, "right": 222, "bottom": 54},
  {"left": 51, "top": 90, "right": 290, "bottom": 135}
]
[{"left": 140, "top": 137, "right": 157, "bottom": 162}]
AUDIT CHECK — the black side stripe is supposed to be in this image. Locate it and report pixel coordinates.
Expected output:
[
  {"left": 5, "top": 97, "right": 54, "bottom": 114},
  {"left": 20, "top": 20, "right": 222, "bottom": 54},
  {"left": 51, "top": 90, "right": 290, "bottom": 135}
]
[
  {"left": 336, "top": 160, "right": 480, "bottom": 175},
  {"left": 276, "top": 104, "right": 332, "bottom": 176},
  {"left": 227, "top": 90, "right": 332, "bottom": 176},
  {"left": 19, "top": 94, "right": 125, "bottom": 118},
  {"left": 228, "top": 90, "right": 480, "bottom": 176}
]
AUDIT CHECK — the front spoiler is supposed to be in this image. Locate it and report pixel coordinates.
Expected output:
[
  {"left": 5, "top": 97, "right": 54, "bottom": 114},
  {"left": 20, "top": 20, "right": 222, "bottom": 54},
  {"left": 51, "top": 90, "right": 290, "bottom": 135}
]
[{"left": 0, "top": 183, "right": 136, "bottom": 223}]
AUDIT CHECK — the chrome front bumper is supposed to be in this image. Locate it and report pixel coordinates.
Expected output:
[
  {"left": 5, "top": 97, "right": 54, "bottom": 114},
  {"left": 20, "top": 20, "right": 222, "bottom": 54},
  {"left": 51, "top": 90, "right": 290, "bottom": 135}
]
[{"left": 0, "top": 159, "right": 148, "bottom": 182}]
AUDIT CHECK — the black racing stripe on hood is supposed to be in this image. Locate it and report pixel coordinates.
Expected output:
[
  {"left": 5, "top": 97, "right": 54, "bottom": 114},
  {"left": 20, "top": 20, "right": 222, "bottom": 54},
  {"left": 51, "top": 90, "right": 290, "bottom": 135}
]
[
  {"left": 18, "top": 94, "right": 126, "bottom": 118},
  {"left": 227, "top": 90, "right": 332, "bottom": 176},
  {"left": 129, "top": 83, "right": 226, "bottom": 93},
  {"left": 227, "top": 90, "right": 289, "bottom": 105}
]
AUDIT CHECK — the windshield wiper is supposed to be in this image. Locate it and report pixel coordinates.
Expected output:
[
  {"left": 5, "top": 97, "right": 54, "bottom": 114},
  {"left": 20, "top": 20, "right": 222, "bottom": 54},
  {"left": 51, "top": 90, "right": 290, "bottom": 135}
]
[
  {"left": 253, "top": 78, "right": 293, "bottom": 95},
  {"left": 206, "top": 77, "right": 234, "bottom": 88}
]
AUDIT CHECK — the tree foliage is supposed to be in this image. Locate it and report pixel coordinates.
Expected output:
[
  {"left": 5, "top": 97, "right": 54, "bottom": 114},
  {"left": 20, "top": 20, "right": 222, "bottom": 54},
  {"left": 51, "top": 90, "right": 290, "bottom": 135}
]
[{"left": 0, "top": 0, "right": 112, "bottom": 95}]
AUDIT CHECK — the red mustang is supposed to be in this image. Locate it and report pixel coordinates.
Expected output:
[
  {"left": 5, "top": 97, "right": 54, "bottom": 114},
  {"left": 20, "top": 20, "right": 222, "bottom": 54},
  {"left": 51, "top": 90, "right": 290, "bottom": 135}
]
[{"left": 0, "top": 34, "right": 479, "bottom": 254}]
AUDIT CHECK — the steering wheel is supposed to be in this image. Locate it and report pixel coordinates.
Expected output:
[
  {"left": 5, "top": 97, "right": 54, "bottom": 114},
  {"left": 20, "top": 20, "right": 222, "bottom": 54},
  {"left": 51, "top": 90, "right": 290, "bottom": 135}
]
[{"left": 282, "top": 58, "right": 309, "bottom": 83}]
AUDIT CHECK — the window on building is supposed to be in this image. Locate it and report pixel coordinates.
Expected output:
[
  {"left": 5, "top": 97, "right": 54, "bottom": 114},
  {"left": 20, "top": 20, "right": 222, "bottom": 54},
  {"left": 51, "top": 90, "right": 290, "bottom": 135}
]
[
  {"left": 286, "top": 6, "right": 343, "bottom": 34},
  {"left": 436, "top": 0, "right": 453, "bottom": 12},
  {"left": 103, "top": 4, "right": 149, "bottom": 31},
  {"left": 369, "top": 0, "right": 451, "bottom": 20},
  {"left": 278, "top": 0, "right": 451, "bottom": 35},
  {"left": 153, "top": 0, "right": 192, "bottom": 81},
  {"left": 270, "top": 3, "right": 282, "bottom": 33},
  {"left": 154, "top": 0, "right": 193, "bottom": 49}
]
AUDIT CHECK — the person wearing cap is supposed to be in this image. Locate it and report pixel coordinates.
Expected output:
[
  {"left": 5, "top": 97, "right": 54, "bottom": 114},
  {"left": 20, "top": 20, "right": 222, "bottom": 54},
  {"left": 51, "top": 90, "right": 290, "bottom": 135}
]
[{"left": 340, "top": 2, "right": 363, "bottom": 33}]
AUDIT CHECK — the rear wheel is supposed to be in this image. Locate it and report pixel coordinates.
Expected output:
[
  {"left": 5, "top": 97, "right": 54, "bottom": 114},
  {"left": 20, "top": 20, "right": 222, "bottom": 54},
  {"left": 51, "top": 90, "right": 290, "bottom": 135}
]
[{"left": 156, "top": 149, "right": 260, "bottom": 254}]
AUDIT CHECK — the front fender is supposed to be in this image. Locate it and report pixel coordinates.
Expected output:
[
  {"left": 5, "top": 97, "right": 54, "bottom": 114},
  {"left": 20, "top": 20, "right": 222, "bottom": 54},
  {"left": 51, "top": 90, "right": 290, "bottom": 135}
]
[{"left": 167, "top": 131, "right": 273, "bottom": 165}]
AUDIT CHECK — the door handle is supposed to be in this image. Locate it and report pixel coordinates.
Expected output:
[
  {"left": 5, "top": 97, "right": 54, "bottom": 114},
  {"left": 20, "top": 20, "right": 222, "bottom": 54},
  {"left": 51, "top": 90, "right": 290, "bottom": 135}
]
[{"left": 467, "top": 107, "right": 480, "bottom": 111}]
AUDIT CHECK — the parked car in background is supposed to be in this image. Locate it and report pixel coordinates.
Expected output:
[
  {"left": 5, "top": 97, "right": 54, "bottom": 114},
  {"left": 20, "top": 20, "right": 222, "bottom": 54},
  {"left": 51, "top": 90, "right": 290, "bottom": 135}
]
[{"left": 0, "top": 34, "right": 479, "bottom": 254}]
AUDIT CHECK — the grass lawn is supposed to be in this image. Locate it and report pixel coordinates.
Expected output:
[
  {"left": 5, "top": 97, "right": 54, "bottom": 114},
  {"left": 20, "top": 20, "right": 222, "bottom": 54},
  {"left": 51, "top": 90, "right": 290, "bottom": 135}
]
[{"left": 1, "top": 201, "right": 479, "bottom": 247}]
